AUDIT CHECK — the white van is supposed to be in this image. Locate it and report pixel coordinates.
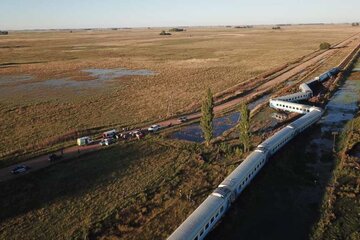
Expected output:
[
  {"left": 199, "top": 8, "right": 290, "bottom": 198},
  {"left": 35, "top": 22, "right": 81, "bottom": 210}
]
[{"left": 77, "top": 136, "right": 92, "bottom": 146}]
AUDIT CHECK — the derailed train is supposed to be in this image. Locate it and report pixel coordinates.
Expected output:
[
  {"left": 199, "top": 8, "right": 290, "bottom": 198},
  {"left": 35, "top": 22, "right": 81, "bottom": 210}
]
[{"left": 167, "top": 67, "right": 340, "bottom": 240}]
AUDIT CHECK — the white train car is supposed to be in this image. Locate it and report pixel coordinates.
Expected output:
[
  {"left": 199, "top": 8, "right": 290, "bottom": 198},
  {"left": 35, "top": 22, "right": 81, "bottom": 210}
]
[
  {"left": 269, "top": 99, "right": 312, "bottom": 114},
  {"left": 258, "top": 126, "right": 295, "bottom": 154},
  {"left": 288, "top": 108, "right": 323, "bottom": 133},
  {"left": 219, "top": 150, "right": 268, "bottom": 196},
  {"left": 168, "top": 188, "right": 231, "bottom": 240},
  {"left": 275, "top": 91, "right": 311, "bottom": 102},
  {"left": 168, "top": 68, "right": 338, "bottom": 240}
]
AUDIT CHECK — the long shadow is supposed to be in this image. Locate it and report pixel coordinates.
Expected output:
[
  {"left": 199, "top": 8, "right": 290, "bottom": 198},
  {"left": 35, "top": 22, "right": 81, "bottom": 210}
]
[
  {"left": 207, "top": 126, "right": 335, "bottom": 240},
  {"left": 0, "top": 141, "right": 163, "bottom": 223},
  {"left": 207, "top": 77, "right": 360, "bottom": 239}
]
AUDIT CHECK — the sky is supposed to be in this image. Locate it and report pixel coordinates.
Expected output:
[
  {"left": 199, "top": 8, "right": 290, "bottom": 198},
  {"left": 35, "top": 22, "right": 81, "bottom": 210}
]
[{"left": 0, "top": 0, "right": 359, "bottom": 30}]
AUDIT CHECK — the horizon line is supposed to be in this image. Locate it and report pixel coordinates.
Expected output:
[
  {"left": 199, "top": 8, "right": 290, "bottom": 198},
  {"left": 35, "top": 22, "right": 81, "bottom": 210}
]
[{"left": 2, "top": 21, "right": 359, "bottom": 32}]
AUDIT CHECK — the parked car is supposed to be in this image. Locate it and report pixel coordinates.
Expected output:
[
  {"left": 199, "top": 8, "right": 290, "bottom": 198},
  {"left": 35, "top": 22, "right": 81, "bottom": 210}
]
[
  {"left": 48, "top": 153, "right": 62, "bottom": 161},
  {"left": 148, "top": 124, "right": 161, "bottom": 132},
  {"left": 178, "top": 116, "right": 188, "bottom": 123},
  {"left": 11, "top": 165, "right": 30, "bottom": 174},
  {"left": 76, "top": 136, "right": 93, "bottom": 146},
  {"left": 99, "top": 138, "right": 116, "bottom": 146},
  {"left": 102, "top": 129, "right": 118, "bottom": 139},
  {"left": 134, "top": 130, "right": 145, "bottom": 139}
]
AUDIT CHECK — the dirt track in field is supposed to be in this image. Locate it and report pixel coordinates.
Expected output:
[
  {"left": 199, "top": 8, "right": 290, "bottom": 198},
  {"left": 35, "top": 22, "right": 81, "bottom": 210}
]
[{"left": 0, "top": 33, "right": 359, "bottom": 182}]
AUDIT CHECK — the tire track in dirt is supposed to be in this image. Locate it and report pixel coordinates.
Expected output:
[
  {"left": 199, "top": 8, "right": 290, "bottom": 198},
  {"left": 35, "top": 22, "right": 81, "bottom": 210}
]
[{"left": 0, "top": 33, "right": 359, "bottom": 182}]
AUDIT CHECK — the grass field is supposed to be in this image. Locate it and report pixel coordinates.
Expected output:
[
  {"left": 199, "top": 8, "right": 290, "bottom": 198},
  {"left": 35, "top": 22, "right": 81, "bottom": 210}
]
[
  {"left": 0, "top": 32, "right": 358, "bottom": 239},
  {"left": 0, "top": 136, "right": 241, "bottom": 240},
  {"left": 311, "top": 114, "right": 360, "bottom": 240},
  {"left": 0, "top": 25, "right": 359, "bottom": 162},
  {"left": 310, "top": 60, "right": 360, "bottom": 240}
]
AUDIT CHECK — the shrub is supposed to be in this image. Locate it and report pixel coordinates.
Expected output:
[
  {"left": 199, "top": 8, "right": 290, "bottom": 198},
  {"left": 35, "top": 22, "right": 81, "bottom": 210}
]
[
  {"left": 234, "top": 147, "right": 243, "bottom": 157},
  {"left": 159, "top": 30, "right": 171, "bottom": 36},
  {"left": 200, "top": 88, "right": 214, "bottom": 147},
  {"left": 169, "top": 28, "right": 185, "bottom": 32},
  {"left": 320, "top": 42, "right": 331, "bottom": 50},
  {"left": 238, "top": 103, "right": 251, "bottom": 153}
]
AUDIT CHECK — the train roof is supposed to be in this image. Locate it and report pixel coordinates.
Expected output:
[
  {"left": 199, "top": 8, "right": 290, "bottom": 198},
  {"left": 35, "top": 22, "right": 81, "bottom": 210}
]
[
  {"left": 288, "top": 110, "right": 322, "bottom": 129},
  {"left": 168, "top": 194, "right": 225, "bottom": 240},
  {"left": 258, "top": 126, "right": 293, "bottom": 148},
  {"left": 220, "top": 151, "right": 264, "bottom": 189},
  {"left": 275, "top": 91, "right": 310, "bottom": 101}
]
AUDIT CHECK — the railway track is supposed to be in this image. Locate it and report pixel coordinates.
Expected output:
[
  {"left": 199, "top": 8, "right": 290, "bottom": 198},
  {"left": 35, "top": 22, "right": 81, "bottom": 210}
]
[
  {"left": 167, "top": 36, "right": 360, "bottom": 240},
  {"left": 0, "top": 34, "right": 358, "bottom": 184},
  {"left": 167, "top": 59, "right": 359, "bottom": 240}
]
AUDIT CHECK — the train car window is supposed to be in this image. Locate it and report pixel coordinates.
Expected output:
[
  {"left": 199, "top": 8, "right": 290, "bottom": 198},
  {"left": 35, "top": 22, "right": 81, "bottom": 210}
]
[
  {"left": 205, "top": 223, "right": 209, "bottom": 229},
  {"left": 200, "top": 230, "right": 204, "bottom": 236},
  {"left": 220, "top": 206, "right": 224, "bottom": 212},
  {"left": 211, "top": 217, "right": 215, "bottom": 223},
  {"left": 216, "top": 212, "right": 219, "bottom": 218},
  {"left": 194, "top": 236, "right": 199, "bottom": 240}
]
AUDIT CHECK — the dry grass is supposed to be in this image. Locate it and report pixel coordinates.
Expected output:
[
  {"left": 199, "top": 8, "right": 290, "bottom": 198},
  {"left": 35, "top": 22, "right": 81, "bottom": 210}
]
[
  {"left": 0, "top": 137, "right": 235, "bottom": 240},
  {"left": 311, "top": 114, "right": 360, "bottom": 240},
  {"left": 0, "top": 25, "right": 358, "bottom": 162},
  {"left": 0, "top": 52, "right": 357, "bottom": 239}
]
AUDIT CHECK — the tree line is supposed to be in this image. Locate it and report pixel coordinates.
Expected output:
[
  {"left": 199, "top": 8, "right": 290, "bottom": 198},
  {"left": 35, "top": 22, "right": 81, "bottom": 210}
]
[{"left": 200, "top": 88, "right": 251, "bottom": 153}]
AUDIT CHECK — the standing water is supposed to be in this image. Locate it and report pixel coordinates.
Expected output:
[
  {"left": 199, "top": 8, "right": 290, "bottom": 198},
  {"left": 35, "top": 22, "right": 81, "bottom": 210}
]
[
  {"left": 208, "top": 75, "right": 360, "bottom": 240},
  {"left": 170, "top": 94, "right": 271, "bottom": 142}
]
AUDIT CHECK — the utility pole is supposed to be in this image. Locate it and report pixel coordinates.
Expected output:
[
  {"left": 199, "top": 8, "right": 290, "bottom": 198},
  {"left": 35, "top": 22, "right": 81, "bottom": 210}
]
[{"left": 332, "top": 131, "right": 338, "bottom": 152}]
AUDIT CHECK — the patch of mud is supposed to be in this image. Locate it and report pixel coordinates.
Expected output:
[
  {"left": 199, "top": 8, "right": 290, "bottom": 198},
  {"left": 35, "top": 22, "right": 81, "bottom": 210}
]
[
  {"left": 248, "top": 94, "right": 271, "bottom": 110},
  {"left": 0, "top": 75, "right": 33, "bottom": 85},
  {"left": 82, "top": 68, "right": 155, "bottom": 81},
  {"left": 0, "top": 68, "right": 155, "bottom": 94}
]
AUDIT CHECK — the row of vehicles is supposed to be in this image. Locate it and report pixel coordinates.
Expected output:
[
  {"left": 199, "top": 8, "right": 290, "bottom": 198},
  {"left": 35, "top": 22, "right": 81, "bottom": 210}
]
[
  {"left": 76, "top": 116, "right": 189, "bottom": 147},
  {"left": 10, "top": 115, "right": 189, "bottom": 176}
]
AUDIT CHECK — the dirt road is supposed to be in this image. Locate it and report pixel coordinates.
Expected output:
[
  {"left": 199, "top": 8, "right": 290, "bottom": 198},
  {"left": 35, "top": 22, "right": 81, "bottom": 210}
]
[
  {"left": 1, "top": 33, "right": 359, "bottom": 182},
  {"left": 156, "top": 33, "right": 360, "bottom": 126},
  {"left": 0, "top": 143, "right": 102, "bottom": 182}
]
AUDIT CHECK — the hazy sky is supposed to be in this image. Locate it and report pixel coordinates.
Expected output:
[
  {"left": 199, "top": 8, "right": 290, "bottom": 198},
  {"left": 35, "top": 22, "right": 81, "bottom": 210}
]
[{"left": 0, "top": 0, "right": 359, "bottom": 30}]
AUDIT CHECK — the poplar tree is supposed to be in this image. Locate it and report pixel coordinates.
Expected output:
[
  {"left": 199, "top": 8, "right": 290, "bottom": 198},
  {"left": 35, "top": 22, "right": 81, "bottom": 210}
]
[
  {"left": 200, "top": 88, "right": 214, "bottom": 147},
  {"left": 238, "top": 103, "right": 251, "bottom": 153}
]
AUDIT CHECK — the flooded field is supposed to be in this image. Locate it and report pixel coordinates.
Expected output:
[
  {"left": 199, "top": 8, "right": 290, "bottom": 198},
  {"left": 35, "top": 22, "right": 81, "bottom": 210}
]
[
  {"left": 0, "top": 75, "right": 33, "bottom": 85},
  {"left": 0, "top": 68, "right": 155, "bottom": 95},
  {"left": 170, "top": 94, "right": 272, "bottom": 142},
  {"left": 208, "top": 76, "right": 360, "bottom": 239},
  {"left": 82, "top": 68, "right": 154, "bottom": 81}
]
